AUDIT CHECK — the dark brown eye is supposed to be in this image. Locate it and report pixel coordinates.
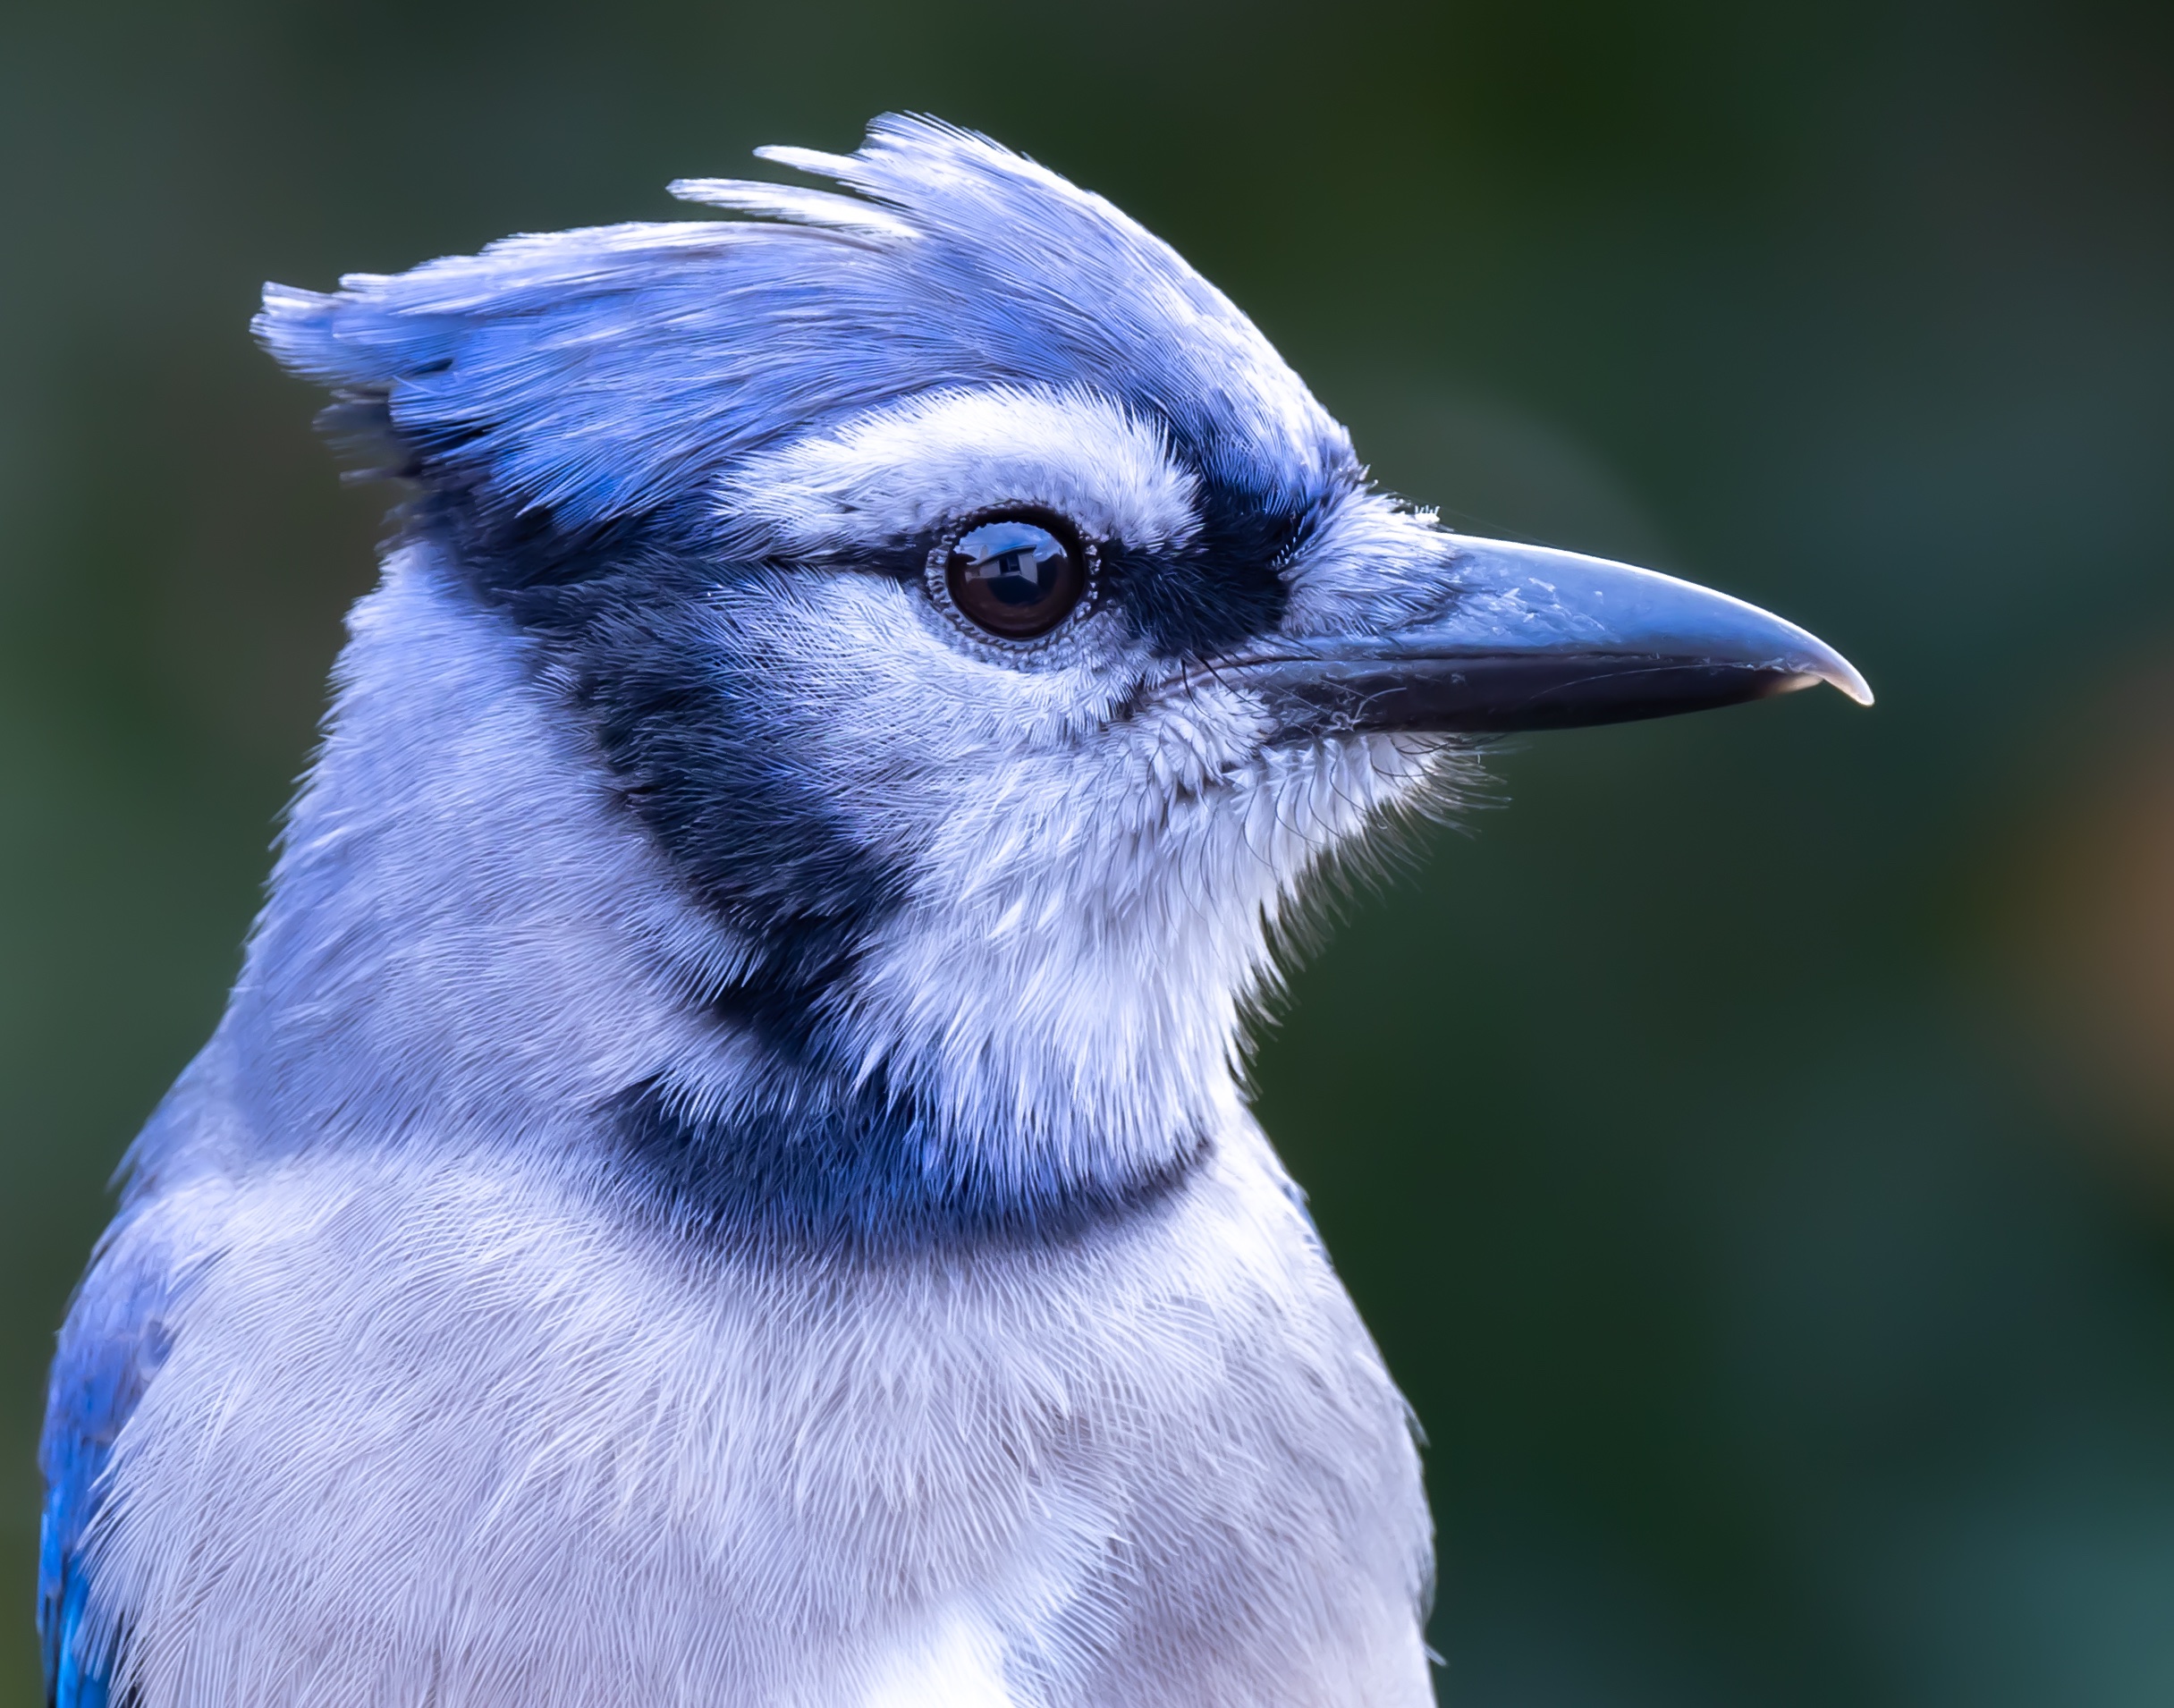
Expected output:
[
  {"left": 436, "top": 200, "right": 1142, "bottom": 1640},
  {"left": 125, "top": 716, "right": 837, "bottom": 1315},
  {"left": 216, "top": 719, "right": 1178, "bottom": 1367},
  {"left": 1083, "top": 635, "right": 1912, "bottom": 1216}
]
[{"left": 943, "top": 514, "right": 1087, "bottom": 639}]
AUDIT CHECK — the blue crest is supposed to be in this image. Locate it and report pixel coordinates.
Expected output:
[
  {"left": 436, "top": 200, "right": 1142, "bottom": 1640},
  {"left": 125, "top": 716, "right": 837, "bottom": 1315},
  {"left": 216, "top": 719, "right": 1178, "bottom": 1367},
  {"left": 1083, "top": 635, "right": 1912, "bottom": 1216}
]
[{"left": 257, "top": 114, "right": 1350, "bottom": 528}]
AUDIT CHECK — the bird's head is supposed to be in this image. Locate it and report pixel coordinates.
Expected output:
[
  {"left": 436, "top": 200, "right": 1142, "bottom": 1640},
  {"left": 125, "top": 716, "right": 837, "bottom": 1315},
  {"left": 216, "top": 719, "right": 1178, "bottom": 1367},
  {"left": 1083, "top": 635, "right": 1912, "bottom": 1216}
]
[{"left": 258, "top": 117, "right": 1867, "bottom": 1240}]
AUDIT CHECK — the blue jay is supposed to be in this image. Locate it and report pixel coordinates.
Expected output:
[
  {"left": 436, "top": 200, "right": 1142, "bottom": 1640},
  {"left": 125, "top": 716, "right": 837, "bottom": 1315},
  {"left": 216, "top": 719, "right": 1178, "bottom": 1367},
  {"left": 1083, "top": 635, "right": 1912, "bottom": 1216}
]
[{"left": 39, "top": 116, "right": 1868, "bottom": 1707}]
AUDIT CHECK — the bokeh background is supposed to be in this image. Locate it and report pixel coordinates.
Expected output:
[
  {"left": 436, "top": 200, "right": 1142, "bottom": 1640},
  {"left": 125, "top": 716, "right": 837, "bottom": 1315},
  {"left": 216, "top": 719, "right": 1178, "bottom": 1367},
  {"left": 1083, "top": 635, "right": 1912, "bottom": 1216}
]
[{"left": 4, "top": 0, "right": 2171, "bottom": 1701}]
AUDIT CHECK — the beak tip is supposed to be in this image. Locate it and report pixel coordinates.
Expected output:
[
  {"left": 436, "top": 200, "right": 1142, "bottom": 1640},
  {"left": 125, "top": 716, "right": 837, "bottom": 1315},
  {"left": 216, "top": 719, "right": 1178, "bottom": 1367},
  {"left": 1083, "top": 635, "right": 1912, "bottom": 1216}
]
[{"left": 1810, "top": 649, "right": 1874, "bottom": 708}]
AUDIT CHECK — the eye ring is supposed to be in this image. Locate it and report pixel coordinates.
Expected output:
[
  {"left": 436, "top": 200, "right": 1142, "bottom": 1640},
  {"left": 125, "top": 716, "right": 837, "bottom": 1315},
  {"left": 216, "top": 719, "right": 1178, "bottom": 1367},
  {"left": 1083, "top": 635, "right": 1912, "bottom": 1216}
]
[{"left": 927, "top": 509, "right": 1096, "bottom": 647}]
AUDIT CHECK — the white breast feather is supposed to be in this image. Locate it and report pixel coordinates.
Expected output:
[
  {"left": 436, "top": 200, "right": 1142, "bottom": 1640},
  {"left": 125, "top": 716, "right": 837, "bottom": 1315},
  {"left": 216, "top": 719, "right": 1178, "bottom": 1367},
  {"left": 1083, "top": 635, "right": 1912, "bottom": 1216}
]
[{"left": 79, "top": 1137, "right": 1431, "bottom": 1706}]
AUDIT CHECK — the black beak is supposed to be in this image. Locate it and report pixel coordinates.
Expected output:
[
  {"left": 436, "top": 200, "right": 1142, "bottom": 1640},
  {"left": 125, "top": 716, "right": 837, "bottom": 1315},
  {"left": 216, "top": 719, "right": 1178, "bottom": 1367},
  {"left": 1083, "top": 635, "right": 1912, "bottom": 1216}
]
[{"left": 1224, "top": 535, "right": 1872, "bottom": 737}]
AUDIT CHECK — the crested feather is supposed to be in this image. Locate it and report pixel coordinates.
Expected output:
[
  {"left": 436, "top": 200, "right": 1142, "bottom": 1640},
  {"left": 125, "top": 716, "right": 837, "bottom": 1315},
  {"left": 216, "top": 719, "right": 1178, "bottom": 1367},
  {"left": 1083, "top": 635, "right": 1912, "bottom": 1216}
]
[
  {"left": 665, "top": 176, "right": 919, "bottom": 238},
  {"left": 253, "top": 114, "right": 1347, "bottom": 526}
]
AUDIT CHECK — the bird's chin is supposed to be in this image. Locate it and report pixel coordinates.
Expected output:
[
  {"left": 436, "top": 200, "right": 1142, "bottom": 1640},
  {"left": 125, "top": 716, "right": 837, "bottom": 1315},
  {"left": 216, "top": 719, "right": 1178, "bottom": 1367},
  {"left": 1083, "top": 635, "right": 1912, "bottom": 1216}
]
[{"left": 1224, "top": 725, "right": 1481, "bottom": 852}]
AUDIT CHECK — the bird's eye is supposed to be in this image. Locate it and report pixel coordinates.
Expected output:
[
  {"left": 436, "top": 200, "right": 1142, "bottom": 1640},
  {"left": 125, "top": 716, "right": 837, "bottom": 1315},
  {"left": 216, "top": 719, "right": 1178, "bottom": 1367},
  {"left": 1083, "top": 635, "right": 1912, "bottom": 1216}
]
[{"left": 943, "top": 514, "right": 1088, "bottom": 640}]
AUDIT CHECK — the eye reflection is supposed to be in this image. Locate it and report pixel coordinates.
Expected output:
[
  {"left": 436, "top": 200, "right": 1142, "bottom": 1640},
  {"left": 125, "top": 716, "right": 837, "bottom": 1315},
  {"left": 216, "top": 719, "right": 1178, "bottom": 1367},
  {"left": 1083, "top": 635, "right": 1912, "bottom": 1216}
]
[{"left": 944, "top": 515, "right": 1087, "bottom": 639}]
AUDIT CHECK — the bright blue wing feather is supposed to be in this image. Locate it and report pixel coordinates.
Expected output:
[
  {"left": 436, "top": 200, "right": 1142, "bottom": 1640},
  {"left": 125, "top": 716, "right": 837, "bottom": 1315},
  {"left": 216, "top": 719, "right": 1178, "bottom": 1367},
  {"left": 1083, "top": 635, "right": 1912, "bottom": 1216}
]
[{"left": 39, "top": 1256, "right": 170, "bottom": 1708}]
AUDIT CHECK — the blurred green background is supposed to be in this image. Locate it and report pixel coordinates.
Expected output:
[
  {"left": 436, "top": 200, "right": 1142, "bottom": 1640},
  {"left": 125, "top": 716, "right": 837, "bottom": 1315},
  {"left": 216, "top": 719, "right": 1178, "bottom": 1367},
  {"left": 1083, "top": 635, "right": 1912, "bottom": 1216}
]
[{"left": 4, "top": 0, "right": 2171, "bottom": 1701}]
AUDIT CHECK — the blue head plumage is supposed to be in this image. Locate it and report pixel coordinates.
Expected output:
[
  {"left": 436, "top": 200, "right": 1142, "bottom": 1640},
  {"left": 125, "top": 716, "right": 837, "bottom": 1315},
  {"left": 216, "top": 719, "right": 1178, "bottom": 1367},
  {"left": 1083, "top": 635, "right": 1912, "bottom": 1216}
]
[{"left": 242, "top": 114, "right": 1862, "bottom": 1239}]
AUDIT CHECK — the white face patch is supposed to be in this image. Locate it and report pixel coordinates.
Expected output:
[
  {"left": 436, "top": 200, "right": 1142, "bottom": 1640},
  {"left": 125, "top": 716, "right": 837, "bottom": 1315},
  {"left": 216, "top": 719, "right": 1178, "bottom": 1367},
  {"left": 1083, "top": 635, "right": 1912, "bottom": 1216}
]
[
  {"left": 720, "top": 385, "right": 1202, "bottom": 554},
  {"left": 674, "top": 562, "right": 1474, "bottom": 1189}
]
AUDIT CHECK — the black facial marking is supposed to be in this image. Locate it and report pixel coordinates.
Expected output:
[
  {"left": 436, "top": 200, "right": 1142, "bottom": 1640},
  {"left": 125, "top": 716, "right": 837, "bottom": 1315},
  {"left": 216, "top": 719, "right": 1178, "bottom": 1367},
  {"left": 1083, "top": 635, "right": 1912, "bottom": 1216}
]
[
  {"left": 421, "top": 486, "right": 917, "bottom": 1023},
  {"left": 390, "top": 449, "right": 1307, "bottom": 1242},
  {"left": 1097, "top": 473, "right": 1305, "bottom": 661},
  {"left": 411, "top": 432, "right": 1334, "bottom": 1026},
  {"left": 1083, "top": 405, "right": 1358, "bottom": 663},
  {"left": 613, "top": 1071, "right": 1210, "bottom": 1251},
  {"left": 398, "top": 410, "right": 1346, "bottom": 1122}
]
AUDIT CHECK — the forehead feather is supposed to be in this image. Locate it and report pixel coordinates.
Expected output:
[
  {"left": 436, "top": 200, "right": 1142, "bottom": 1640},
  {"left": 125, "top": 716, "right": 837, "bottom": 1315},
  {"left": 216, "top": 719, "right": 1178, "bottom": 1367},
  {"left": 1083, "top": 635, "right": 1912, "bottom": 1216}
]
[{"left": 257, "top": 114, "right": 1350, "bottom": 528}]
